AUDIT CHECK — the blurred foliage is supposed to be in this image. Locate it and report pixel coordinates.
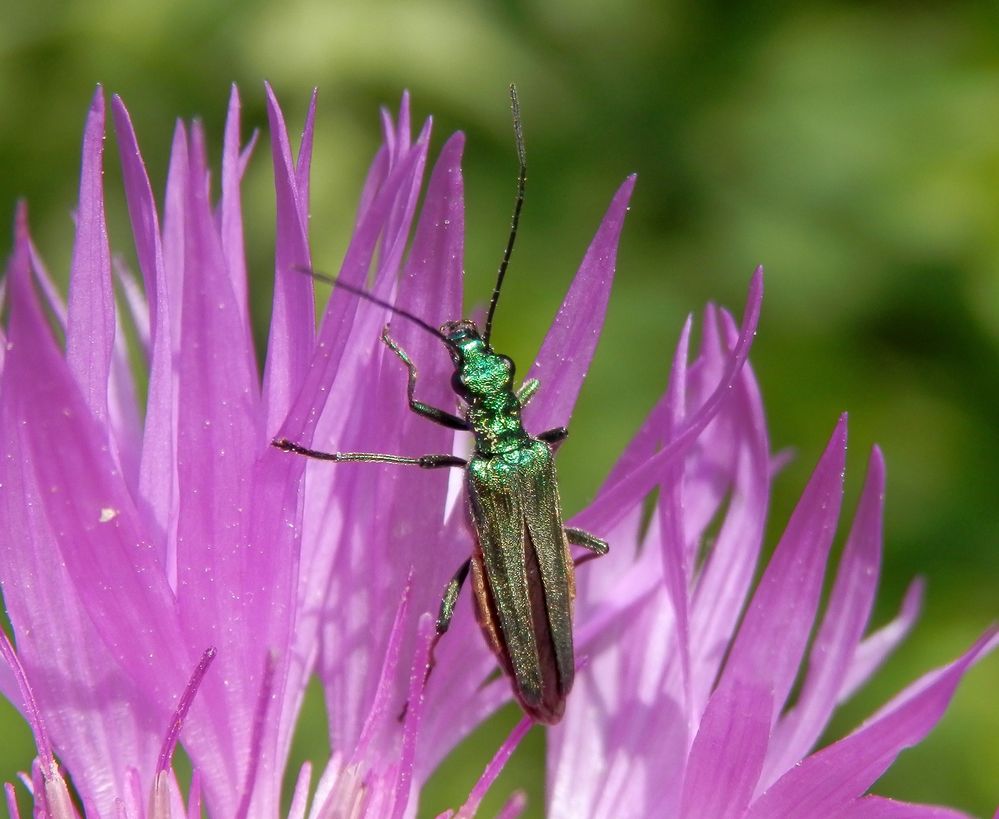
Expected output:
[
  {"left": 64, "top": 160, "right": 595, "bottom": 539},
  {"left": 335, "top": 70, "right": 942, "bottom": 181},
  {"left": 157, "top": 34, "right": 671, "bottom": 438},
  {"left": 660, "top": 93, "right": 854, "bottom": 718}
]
[{"left": 1, "top": 0, "right": 997, "bottom": 816}]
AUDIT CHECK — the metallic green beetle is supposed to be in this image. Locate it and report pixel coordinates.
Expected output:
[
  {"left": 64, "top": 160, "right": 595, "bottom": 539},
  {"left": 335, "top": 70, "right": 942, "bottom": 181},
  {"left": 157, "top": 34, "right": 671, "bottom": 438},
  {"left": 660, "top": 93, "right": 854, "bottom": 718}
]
[{"left": 275, "top": 86, "right": 608, "bottom": 724}]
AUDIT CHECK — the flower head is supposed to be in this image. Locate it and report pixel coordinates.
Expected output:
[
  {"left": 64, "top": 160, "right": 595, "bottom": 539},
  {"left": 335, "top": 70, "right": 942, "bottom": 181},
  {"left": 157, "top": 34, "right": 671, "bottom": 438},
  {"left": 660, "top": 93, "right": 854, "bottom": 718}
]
[{"left": 1, "top": 85, "right": 993, "bottom": 819}]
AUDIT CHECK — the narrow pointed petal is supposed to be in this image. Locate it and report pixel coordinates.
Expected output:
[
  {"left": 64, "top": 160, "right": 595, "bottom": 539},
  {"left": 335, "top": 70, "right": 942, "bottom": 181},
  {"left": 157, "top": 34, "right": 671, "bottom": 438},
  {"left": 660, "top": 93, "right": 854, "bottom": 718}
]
[
  {"left": 279, "top": 118, "right": 430, "bottom": 443},
  {"left": 108, "top": 292, "right": 144, "bottom": 494},
  {"left": 720, "top": 415, "right": 847, "bottom": 723},
  {"left": 318, "top": 130, "right": 470, "bottom": 771},
  {"left": 0, "top": 633, "right": 76, "bottom": 819},
  {"left": 391, "top": 615, "right": 436, "bottom": 819},
  {"left": 839, "top": 577, "right": 925, "bottom": 703},
  {"left": 111, "top": 95, "right": 179, "bottom": 556},
  {"left": 2, "top": 206, "right": 187, "bottom": 702},
  {"left": 4, "top": 783, "right": 20, "bottom": 819},
  {"left": 0, "top": 630, "right": 56, "bottom": 778},
  {"left": 156, "top": 648, "right": 217, "bottom": 773},
  {"left": 455, "top": 717, "right": 532, "bottom": 819},
  {"left": 658, "top": 317, "right": 694, "bottom": 724},
  {"left": 688, "top": 307, "right": 770, "bottom": 717},
  {"left": 574, "top": 267, "right": 763, "bottom": 535},
  {"left": 233, "top": 654, "right": 277, "bottom": 818},
  {"left": 173, "top": 122, "right": 276, "bottom": 812},
  {"left": 495, "top": 792, "right": 527, "bottom": 819},
  {"left": 66, "top": 87, "right": 114, "bottom": 429},
  {"left": 836, "top": 795, "right": 974, "bottom": 818},
  {"left": 679, "top": 680, "right": 772, "bottom": 819},
  {"left": 111, "top": 95, "right": 164, "bottom": 326},
  {"left": 295, "top": 89, "right": 319, "bottom": 206},
  {"left": 287, "top": 762, "right": 313, "bottom": 819},
  {"left": 162, "top": 121, "right": 189, "bottom": 355},
  {"left": 745, "top": 629, "right": 997, "bottom": 819},
  {"left": 378, "top": 116, "right": 433, "bottom": 290},
  {"left": 522, "top": 174, "right": 636, "bottom": 432},
  {"left": 764, "top": 447, "right": 886, "bottom": 786},
  {"left": 219, "top": 84, "right": 255, "bottom": 355},
  {"left": 262, "top": 82, "right": 316, "bottom": 433}
]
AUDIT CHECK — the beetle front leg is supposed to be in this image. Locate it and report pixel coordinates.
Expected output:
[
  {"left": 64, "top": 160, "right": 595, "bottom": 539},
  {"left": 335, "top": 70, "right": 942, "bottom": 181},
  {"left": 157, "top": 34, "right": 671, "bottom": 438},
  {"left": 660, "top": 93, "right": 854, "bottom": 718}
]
[
  {"left": 382, "top": 326, "right": 470, "bottom": 431},
  {"left": 273, "top": 439, "right": 467, "bottom": 470},
  {"left": 517, "top": 378, "right": 540, "bottom": 407}
]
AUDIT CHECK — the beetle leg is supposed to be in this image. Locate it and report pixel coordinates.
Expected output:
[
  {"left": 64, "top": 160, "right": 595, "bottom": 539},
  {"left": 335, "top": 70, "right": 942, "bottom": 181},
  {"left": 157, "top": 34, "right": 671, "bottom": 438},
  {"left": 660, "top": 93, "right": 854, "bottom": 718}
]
[
  {"left": 382, "top": 326, "right": 471, "bottom": 430},
  {"left": 435, "top": 558, "right": 472, "bottom": 635},
  {"left": 398, "top": 558, "right": 474, "bottom": 722},
  {"left": 538, "top": 426, "right": 569, "bottom": 450},
  {"left": 273, "top": 439, "right": 467, "bottom": 470},
  {"left": 565, "top": 526, "right": 609, "bottom": 568},
  {"left": 420, "top": 558, "right": 473, "bottom": 691},
  {"left": 517, "top": 378, "right": 540, "bottom": 406}
]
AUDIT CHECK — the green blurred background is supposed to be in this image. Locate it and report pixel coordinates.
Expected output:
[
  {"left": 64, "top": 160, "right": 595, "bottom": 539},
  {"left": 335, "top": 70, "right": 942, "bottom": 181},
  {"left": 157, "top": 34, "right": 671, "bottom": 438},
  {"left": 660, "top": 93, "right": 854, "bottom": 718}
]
[{"left": 1, "top": 0, "right": 997, "bottom": 815}]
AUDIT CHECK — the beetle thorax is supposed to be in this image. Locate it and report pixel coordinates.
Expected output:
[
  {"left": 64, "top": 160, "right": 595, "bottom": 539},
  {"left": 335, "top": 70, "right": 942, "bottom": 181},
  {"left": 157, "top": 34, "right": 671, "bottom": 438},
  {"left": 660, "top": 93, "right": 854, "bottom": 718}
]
[{"left": 442, "top": 321, "right": 528, "bottom": 456}]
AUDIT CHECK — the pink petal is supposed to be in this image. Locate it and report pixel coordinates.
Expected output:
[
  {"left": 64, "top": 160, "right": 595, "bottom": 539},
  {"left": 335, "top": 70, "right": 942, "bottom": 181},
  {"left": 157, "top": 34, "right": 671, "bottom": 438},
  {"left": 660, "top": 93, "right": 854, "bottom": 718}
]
[
  {"left": 156, "top": 648, "right": 217, "bottom": 773},
  {"left": 495, "top": 791, "right": 528, "bottom": 819},
  {"left": 687, "top": 307, "right": 770, "bottom": 717},
  {"left": 320, "top": 130, "right": 476, "bottom": 768},
  {"left": 1, "top": 210, "right": 182, "bottom": 812},
  {"left": 455, "top": 717, "right": 532, "bottom": 818},
  {"left": 838, "top": 577, "right": 925, "bottom": 703},
  {"left": 161, "top": 121, "right": 189, "bottom": 357},
  {"left": 522, "top": 174, "right": 636, "bottom": 433},
  {"left": 378, "top": 117, "right": 434, "bottom": 294},
  {"left": 262, "top": 82, "right": 316, "bottom": 434},
  {"left": 679, "top": 679, "right": 772, "bottom": 819},
  {"left": 282, "top": 124, "right": 436, "bottom": 757},
  {"left": 719, "top": 414, "right": 847, "bottom": 724},
  {"left": 745, "top": 629, "right": 997, "bottom": 819},
  {"left": 296, "top": 89, "right": 318, "bottom": 205},
  {"left": 5, "top": 783, "right": 20, "bottom": 819},
  {"left": 219, "top": 85, "right": 255, "bottom": 364},
  {"left": 173, "top": 122, "right": 270, "bottom": 808},
  {"left": 658, "top": 317, "right": 694, "bottom": 723},
  {"left": 280, "top": 116, "right": 430, "bottom": 441},
  {"left": 287, "top": 762, "right": 312, "bottom": 819},
  {"left": 393, "top": 615, "right": 440, "bottom": 819},
  {"left": 763, "top": 446, "right": 887, "bottom": 786},
  {"left": 836, "top": 795, "right": 974, "bottom": 818},
  {"left": 111, "top": 94, "right": 178, "bottom": 560},
  {"left": 233, "top": 654, "right": 277, "bottom": 818},
  {"left": 0, "top": 630, "right": 56, "bottom": 777},
  {"left": 573, "top": 267, "right": 763, "bottom": 536},
  {"left": 65, "top": 87, "right": 114, "bottom": 429}
]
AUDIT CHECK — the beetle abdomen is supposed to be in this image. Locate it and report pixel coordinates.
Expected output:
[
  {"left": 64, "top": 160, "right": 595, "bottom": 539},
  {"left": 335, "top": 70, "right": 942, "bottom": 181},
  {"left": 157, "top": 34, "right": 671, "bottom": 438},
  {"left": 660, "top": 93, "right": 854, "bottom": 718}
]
[{"left": 466, "top": 440, "right": 575, "bottom": 724}]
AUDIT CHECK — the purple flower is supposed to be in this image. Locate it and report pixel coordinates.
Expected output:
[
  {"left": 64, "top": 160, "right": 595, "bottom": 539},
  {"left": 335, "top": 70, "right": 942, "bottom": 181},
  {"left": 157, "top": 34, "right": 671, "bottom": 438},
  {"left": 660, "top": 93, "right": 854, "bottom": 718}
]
[
  {"left": 540, "top": 308, "right": 997, "bottom": 818},
  {"left": 0, "top": 84, "right": 454, "bottom": 818},
  {"left": 0, "top": 85, "right": 993, "bottom": 819}
]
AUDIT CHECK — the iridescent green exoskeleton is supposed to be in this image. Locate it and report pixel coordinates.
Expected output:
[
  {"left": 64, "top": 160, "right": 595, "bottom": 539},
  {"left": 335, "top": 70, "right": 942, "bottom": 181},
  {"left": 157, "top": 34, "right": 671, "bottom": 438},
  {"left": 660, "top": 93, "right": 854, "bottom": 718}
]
[{"left": 274, "top": 86, "right": 608, "bottom": 724}]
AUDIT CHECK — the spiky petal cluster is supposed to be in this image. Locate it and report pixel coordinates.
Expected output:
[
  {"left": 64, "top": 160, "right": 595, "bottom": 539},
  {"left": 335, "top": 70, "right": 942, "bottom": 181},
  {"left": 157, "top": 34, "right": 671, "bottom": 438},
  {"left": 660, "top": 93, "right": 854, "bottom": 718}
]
[
  {"left": 0, "top": 84, "right": 502, "bottom": 817},
  {"left": 1, "top": 84, "right": 993, "bottom": 819},
  {"left": 539, "top": 300, "right": 997, "bottom": 817}
]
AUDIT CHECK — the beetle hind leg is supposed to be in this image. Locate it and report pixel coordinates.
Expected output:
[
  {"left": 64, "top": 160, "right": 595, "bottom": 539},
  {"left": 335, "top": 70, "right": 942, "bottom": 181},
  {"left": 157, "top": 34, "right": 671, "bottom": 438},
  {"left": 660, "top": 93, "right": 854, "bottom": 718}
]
[
  {"left": 565, "top": 526, "right": 609, "bottom": 569},
  {"left": 565, "top": 526, "right": 609, "bottom": 555}
]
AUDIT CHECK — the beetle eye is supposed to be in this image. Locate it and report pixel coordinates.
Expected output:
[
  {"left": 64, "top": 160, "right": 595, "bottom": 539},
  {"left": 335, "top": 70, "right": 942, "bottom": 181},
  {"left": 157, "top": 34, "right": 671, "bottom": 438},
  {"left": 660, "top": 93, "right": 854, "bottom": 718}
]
[
  {"left": 499, "top": 355, "right": 515, "bottom": 378},
  {"left": 451, "top": 371, "right": 470, "bottom": 398}
]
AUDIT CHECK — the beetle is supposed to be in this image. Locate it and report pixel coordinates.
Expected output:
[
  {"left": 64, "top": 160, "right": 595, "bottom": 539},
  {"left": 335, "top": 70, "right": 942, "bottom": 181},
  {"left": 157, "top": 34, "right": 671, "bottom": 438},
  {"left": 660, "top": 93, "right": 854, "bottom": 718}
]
[{"left": 274, "top": 86, "right": 608, "bottom": 724}]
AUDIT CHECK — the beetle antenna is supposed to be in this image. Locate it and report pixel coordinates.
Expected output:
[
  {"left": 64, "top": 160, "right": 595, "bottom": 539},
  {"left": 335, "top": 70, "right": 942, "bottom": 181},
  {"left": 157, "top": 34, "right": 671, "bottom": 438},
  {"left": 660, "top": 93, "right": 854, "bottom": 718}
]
[
  {"left": 294, "top": 265, "right": 450, "bottom": 343},
  {"left": 483, "top": 83, "right": 527, "bottom": 347}
]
